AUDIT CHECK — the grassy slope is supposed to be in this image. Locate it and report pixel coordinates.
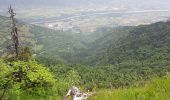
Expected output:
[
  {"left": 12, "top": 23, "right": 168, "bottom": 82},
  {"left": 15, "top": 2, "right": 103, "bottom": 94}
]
[
  {"left": 90, "top": 76, "right": 170, "bottom": 100},
  {"left": 1, "top": 76, "right": 170, "bottom": 100}
]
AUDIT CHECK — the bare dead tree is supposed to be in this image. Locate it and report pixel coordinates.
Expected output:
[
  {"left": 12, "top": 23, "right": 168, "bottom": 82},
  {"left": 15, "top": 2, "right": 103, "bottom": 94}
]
[{"left": 8, "top": 5, "right": 19, "bottom": 57}]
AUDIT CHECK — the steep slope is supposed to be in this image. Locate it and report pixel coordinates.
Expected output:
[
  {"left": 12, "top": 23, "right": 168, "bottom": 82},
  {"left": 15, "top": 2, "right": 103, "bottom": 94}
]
[
  {"left": 104, "top": 21, "right": 170, "bottom": 65},
  {"left": 76, "top": 21, "right": 170, "bottom": 66},
  {"left": 65, "top": 26, "right": 132, "bottom": 64}
]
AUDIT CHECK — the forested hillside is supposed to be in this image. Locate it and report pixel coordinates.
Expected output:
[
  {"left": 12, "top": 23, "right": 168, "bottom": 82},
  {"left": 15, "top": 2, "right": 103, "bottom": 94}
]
[
  {"left": 74, "top": 21, "right": 170, "bottom": 66},
  {"left": 40, "top": 21, "right": 170, "bottom": 89},
  {"left": 0, "top": 15, "right": 93, "bottom": 62},
  {"left": 2, "top": 14, "right": 170, "bottom": 67},
  {"left": 50, "top": 20, "right": 170, "bottom": 89}
]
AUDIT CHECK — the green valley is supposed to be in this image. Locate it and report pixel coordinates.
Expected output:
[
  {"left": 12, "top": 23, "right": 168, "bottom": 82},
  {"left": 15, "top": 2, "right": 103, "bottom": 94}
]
[
  {"left": 1, "top": 2, "right": 170, "bottom": 99},
  {"left": 0, "top": 15, "right": 98, "bottom": 63}
]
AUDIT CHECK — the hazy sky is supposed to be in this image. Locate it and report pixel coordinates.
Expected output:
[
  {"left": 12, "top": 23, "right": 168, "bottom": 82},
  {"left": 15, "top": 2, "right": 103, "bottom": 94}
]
[{"left": 0, "top": 0, "right": 170, "bottom": 9}]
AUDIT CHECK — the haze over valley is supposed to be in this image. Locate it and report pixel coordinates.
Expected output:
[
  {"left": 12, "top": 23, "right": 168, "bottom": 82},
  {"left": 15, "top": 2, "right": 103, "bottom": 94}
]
[{"left": 1, "top": 0, "right": 170, "bottom": 33}]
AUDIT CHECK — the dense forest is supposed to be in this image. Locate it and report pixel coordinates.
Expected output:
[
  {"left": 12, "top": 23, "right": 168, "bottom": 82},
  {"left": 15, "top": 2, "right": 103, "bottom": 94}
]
[
  {"left": 1, "top": 12, "right": 170, "bottom": 99},
  {"left": 45, "top": 21, "right": 170, "bottom": 89}
]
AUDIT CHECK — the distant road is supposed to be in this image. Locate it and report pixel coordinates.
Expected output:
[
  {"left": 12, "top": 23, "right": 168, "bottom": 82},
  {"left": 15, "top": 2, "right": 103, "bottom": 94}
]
[{"left": 30, "top": 9, "right": 170, "bottom": 24}]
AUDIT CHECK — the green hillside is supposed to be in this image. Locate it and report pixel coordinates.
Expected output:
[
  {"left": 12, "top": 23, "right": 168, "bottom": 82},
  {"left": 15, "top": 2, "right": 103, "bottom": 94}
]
[
  {"left": 0, "top": 15, "right": 93, "bottom": 62},
  {"left": 1, "top": 15, "right": 170, "bottom": 87},
  {"left": 68, "top": 26, "right": 132, "bottom": 65},
  {"left": 48, "top": 21, "right": 170, "bottom": 89},
  {"left": 76, "top": 21, "right": 170, "bottom": 66}
]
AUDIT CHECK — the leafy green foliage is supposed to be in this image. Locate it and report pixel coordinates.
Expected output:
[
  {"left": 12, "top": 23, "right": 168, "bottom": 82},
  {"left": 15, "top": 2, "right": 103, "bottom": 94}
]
[
  {"left": 0, "top": 59, "right": 12, "bottom": 89},
  {"left": 17, "top": 46, "right": 32, "bottom": 61},
  {"left": 0, "top": 59, "right": 56, "bottom": 99},
  {"left": 48, "top": 64, "right": 82, "bottom": 96},
  {"left": 47, "top": 63, "right": 168, "bottom": 89}
]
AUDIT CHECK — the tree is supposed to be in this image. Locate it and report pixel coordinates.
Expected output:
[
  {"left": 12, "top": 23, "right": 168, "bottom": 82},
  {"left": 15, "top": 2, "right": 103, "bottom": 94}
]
[
  {"left": 8, "top": 5, "right": 19, "bottom": 58},
  {"left": 0, "top": 59, "right": 56, "bottom": 99},
  {"left": 0, "top": 6, "right": 57, "bottom": 99}
]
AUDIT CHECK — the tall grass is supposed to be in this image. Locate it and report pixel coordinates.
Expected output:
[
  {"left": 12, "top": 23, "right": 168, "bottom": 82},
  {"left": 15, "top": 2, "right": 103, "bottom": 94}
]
[
  {"left": 0, "top": 90, "right": 63, "bottom": 100},
  {"left": 89, "top": 76, "right": 170, "bottom": 100},
  {"left": 1, "top": 76, "right": 170, "bottom": 100}
]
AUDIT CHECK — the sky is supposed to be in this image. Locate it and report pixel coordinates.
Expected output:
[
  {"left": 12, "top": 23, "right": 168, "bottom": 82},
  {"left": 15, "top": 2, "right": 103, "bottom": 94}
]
[{"left": 0, "top": 0, "right": 170, "bottom": 10}]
